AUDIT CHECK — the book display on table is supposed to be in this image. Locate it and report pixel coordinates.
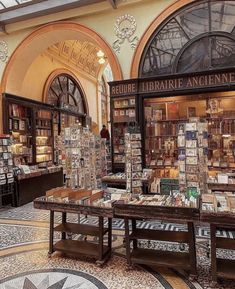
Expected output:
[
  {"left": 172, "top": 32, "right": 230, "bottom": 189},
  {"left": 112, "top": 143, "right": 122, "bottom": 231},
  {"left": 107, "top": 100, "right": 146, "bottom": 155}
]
[{"left": 111, "top": 96, "right": 137, "bottom": 172}]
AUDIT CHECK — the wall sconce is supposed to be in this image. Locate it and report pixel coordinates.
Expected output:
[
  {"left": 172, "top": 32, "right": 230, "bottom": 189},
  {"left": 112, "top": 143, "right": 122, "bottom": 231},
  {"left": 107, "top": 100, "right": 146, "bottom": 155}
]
[{"left": 97, "top": 50, "right": 107, "bottom": 64}]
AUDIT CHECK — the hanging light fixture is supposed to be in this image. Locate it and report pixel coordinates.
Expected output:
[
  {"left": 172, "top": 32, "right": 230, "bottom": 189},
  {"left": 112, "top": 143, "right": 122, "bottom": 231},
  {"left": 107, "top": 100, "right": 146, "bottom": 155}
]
[{"left": 97, "top": 49, "right": 106, "bottom": 64}]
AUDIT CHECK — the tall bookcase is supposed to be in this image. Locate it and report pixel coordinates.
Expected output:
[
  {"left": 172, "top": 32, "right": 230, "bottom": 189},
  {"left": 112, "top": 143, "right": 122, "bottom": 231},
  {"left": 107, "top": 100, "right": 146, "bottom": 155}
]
[{"left": 111, "top": 95, "right": 138, "bottom": 172}]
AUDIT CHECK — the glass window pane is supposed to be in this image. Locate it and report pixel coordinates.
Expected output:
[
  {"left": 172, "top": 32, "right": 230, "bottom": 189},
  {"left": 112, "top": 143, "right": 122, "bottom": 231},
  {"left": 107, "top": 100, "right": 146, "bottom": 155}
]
[
  {"left": 175, "top": 2, "right": 209, "bottom": 39},
  {"left": 177, "top": 37, "right": 210, "bottom": 73},
  {"left": 211, "top": 35, "right": 235, "bottom": 68},
  {"left": 211, "top": 1, "right": 235, "bottom": 32}
]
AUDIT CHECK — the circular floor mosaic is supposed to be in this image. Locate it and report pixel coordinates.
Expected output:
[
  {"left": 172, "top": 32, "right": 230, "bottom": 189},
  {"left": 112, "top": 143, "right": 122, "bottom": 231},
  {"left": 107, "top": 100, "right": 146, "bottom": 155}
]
[
  {"left": 0, "top": 251, "right": 166, "bottom": 289},
  {"left": 0, "top": 269, "right": 108, "bottom": 289}
]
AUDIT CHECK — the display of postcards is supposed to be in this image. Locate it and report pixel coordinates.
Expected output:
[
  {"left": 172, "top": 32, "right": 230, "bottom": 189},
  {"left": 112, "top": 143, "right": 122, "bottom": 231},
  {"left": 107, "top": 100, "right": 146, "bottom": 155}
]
[
  {"left": 130, "top": 133, "right": 141, "bottom": 141},
  {"left": 0, "top": 179, "right": 6, "bottom": 185},
  {"left": 187, "top": 174, "right": 198, "bottom": 182},
  {"left": 177, "top": 135, "right": 185, "bottom": 147},
  {"left": 179, "top": 173, "right": 186, "bottom": 184},
  {"left": 186, "top": 156, "right": 198, "bottom": 165},
  {"left": 0, "top": 160, "right": 4, "bottom": 167},
  {"left": 7, "top": 146, "right": 12, "bottom": 152},
  {"left": 132, "top": 148, "right": 141, "bottom": 156},
  {"left": 2, "top": 146, "right": 9, "bottom": 152},
  {"left": 0, "top": 174, "right": 5, "bottom": 180},
  {"left": 0, "top": 147, "right": 3, "bottom": 153},
  {"left": 178, "top": 152, "right": 185, "bottom": 161},
  {"left": 186, "top": 148, "right": 197, "bottom": 156},
  {"left": 132, "top": 156, "right": 142, "bottom": 163},
  {"left": 122, "top": 100, "right": 129, "bottom": 107},
  {"left": 132, "top": 164, "right": 142, "bottom": 171},
  {"left": 178, "top": 123, "right": 185, "bottom": 135},
  {"left": 185, "top": 122, "right": 197, "bottom": 131},
  {"left": 132, "top": 172, "right": 142, "bottom": 179},
  {"left": 119, "top": 110, "right": 125, "bottom": 116},
  {"left": 125, "top": 109, "right": 129, "bottom": 116},
  {"left": 186, "top": 165, "right": 198, "bottom": 173},
  {"left": 132, "top": 180, "right": 142, "bottom": 187},
  {"left": 187, "top": 186, "right": 200, "bottom": 198},
  {"left": 3, "top": 167, "right": 8, "bottom": 173},
  {"left": 186, "top": 140, "right": 197, "bottom": 148},
  {"left": 0, "top": 168, "right": 4, "bottom": 174},
  {"left": 3, "top": 160, "right": 8, "bottom": 166},
  {"left": 3, "top": 153, "right": 9, "bottom": 159},
  {"left": 8, "top": 178, "right": 14, "bottom": 184},
  {"left": 114, "top": 110, "right": 119, "bottom": 117},
  {"left": 126, "top": 182, "right": 131, "bottom": 192},
  {"left": 203, "top": 138, "right": 208, "bottom": 147},
  {"left": 129, "top": 98, "right": 136, "bottom": 106},
  {"left": 3, "top": 139, "right": 9, "bottom": 146},
  {"left": 129, "top": 109, "right": 136, "bottom": 118},
  {"left": 187, "top": 182, "right": 199, "bottom": 188},
  {"left": 114, "top": 100, "right": 121, "bottom": 108},
  {"left": 186, "top": 131, "right": 197, "bottom": 140},
  {"left": 178, "top": 161, "right": 185, "bottom": 172},
  {"left": 132, "top": 187, "right": 142, "bottom": 194},
  {"left": 0, "top": 140, "right": 2, "bottom": 145},
  {"left": 131, "top": 141, "right": 141, "bottom": 148},
  {"left": 7, "top": 172, "right": 13, "bottom": 178}
]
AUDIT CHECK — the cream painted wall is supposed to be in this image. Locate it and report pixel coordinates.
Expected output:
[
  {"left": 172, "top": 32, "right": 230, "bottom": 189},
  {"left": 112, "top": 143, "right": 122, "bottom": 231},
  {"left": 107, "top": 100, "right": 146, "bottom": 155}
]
[
  {"left": 77, "top": 0, "right": 174, "bottom": 79},
  {"left": 20, "top": 53, "right": 99, "bottom": 124}
]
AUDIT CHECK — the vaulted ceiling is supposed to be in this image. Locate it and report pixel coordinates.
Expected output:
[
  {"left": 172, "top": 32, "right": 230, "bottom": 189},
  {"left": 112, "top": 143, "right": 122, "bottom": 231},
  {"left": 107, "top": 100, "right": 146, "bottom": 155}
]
[{"left": 45, "top": 40, "right": 103, "bottom": 79}]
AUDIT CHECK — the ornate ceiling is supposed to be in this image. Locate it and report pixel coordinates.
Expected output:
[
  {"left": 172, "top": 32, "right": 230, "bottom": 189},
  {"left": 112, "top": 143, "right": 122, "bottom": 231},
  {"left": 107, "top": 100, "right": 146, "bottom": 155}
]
[{"left": 45, "top": 40, "right": 102, "bottom": 79}]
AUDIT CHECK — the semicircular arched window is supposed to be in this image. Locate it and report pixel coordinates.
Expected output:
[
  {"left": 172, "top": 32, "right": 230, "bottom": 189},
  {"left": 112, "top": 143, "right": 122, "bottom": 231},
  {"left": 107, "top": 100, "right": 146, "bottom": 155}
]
[
  {"left": 140, "top": 0, "right": 235, "bottom": 77},
  {"left": 47, "top": 74, "right": 86, "bottom": 114}
]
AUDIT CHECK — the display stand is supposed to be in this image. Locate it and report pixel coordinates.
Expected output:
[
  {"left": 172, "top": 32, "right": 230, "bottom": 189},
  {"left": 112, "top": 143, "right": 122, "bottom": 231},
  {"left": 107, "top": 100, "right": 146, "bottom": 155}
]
[
  {"left": 114, "top": 202, "right": 199, "bottom": 277},
  {"left": 34, "top": 194, "right": 113, "bottom": 266}
]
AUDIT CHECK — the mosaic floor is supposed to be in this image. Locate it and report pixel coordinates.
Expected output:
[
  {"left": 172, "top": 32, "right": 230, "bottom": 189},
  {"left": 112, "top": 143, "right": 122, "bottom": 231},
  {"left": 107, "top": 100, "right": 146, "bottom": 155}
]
[{"left": 0, "top": 204, "right": 234, "bottom": 289}]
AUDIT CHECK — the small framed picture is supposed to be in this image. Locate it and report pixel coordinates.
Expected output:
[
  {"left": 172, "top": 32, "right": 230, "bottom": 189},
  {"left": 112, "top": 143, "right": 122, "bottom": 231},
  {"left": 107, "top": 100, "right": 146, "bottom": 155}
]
[
  {"left": 129, "top": 98, "right": 136, "bottom": 106},
  {"left": 119, "top": 110, "right": 125, "bottom": 116},
  {"left": 187, "top": 107, "right": 196, "bottom": 118}
]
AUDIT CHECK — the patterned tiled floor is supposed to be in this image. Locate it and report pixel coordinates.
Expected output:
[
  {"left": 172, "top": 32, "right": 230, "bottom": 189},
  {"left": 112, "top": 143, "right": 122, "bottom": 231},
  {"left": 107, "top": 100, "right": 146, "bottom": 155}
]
[{"left": 0, "top": 204, "right": 235, "bottom": 289}]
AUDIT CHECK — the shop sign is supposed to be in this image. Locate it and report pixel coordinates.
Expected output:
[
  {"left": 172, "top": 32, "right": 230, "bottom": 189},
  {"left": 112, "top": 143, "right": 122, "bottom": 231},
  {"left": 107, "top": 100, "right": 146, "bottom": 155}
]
[{"left": 110, "top": 71, "right": 235, "bottom": 96}]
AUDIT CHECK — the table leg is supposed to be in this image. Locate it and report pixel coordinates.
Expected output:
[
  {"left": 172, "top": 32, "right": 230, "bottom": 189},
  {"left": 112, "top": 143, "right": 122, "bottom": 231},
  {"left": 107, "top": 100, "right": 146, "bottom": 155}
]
[
  {"left": 125, "top": 218, "right": 131, "bottom": 266},
  {"left": 210, "top": 224, "right": 217, "bottom": 282},
  {"left": 188, "top": 222, "right": 197, "bottom": 276},
  {"left": 62, "top": 212, "right": 66, "bottom": 240},
  {"left": 98, "top": 216, "right": 104, "bottom": 261},
  {"left": 108, "top": 218, "right": 112, "bottom": 251},
  {"left": 132, "top": 219, "right": 137, "bottom": 249},
  {"left": 48, "top": 210, "right": 54, "bottom": 256}
]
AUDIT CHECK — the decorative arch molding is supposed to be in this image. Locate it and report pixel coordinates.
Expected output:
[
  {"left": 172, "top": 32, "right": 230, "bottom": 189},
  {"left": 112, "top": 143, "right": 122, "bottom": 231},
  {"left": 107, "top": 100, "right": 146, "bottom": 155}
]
[
  {"left": 130, "top": 0, "right": 197, "bottom": 78},
  {"left": 1, "top": 21, "right": 123, "bottom": 94},
  {"left": 43, "top": 68, "right": 89, "bottom": 115}
]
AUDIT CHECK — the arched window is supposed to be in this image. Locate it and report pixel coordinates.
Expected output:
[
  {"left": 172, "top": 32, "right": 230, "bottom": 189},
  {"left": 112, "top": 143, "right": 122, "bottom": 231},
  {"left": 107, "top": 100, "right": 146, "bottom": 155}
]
[
  {"left": 47, "top": 74, "right": 86, "bottom": 114},
  {"left": 140, "top": 0, "right": 235, "bottom": 77}
]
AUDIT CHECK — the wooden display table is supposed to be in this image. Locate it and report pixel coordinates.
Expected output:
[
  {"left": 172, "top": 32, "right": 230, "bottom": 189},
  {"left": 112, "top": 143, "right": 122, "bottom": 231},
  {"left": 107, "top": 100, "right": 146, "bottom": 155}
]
[
  {"left": 200, "top": 210, "right": 235, "bottom": 282},
  {"left": 114, "top": 202, "right": 199, "bottom": 276},
  {"left": 34, "top": 189, "right": 113, "bottom": 266}
]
